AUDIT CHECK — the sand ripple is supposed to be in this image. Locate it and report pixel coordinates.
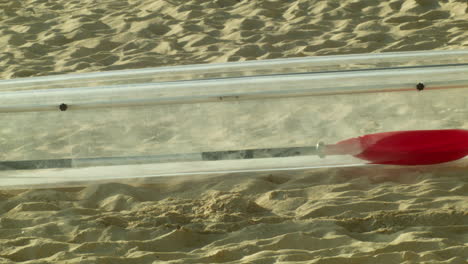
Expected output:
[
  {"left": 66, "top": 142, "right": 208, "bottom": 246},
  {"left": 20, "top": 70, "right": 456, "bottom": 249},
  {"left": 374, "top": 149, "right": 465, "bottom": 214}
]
[
  {"left": 0, "top": 0, "right": 467, "bottom": 79},
  {"left": 0, "top": 0, "right": 467, "bottom": 263},
  {"left": 0, "top": 167, "right": 467, "bottom": 263}
]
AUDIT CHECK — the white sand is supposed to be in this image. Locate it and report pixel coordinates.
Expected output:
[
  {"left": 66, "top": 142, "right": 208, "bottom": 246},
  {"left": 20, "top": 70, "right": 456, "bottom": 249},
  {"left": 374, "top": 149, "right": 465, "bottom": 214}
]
[{"left": 0, "top": 0, "right": 468, "bottom": 263}]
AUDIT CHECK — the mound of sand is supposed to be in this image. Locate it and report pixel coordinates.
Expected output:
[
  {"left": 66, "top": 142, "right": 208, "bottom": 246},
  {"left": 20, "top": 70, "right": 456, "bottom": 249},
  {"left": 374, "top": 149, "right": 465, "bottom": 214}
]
[{"left": 0, "top": 0, "right": 467, "bottom": 263}]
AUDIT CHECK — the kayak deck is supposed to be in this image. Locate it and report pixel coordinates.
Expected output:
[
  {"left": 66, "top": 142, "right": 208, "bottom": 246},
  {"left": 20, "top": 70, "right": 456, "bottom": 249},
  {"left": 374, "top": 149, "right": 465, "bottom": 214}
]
[{"left": 1, "top": 50, "right": 468, "bottom": 188}]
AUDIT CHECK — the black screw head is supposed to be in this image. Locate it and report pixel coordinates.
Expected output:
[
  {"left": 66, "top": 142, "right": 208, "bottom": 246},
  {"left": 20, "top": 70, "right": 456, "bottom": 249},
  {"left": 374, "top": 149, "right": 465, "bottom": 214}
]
[
  {"left": 59, "top": 103, "right": 68, "bottom": 111},
  {"left": 416, "top": 82, "right": 425, "bottom": 91}
]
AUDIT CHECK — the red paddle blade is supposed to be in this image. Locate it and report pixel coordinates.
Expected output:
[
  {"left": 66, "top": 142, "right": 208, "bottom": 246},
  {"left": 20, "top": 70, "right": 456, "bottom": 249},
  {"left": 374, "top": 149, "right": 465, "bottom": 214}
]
[{"left": 324, "top": 129, "right": 468, "bottom": 165}]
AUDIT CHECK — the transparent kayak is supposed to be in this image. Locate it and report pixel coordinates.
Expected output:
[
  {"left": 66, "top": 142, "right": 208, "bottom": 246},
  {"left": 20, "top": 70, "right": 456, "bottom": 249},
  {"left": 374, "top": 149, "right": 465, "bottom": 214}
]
[{"left": 1, "top": 50, "right": 468, "bottom": 188}]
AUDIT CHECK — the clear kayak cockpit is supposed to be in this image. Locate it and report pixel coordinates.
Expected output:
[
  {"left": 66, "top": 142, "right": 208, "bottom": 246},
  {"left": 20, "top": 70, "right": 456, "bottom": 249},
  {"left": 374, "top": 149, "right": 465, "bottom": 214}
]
[{"left": 1, "top": 50, "right": 468, "bottom": 189}]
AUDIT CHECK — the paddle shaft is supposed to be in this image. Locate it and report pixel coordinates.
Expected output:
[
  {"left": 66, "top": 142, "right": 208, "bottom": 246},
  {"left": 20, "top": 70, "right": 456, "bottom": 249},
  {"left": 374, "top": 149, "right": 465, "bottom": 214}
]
[{"left": 0, "top": 145, "right": 322, "bottom": 171}]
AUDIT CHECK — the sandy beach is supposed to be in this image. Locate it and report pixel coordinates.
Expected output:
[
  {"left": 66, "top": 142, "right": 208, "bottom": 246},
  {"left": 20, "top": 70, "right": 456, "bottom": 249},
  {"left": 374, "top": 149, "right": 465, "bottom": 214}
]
[
  {"left": 1, "top": 0, "right": 468, "bottom": 80},
  {"left": 0, "top": 0, "right": 468, "bottom": 263}
]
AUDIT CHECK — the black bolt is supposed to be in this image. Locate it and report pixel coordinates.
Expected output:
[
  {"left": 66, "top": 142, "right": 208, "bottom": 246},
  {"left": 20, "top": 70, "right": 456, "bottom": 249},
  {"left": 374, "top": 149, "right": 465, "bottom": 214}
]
[
  {"left": 416, "top": 82, "right": 425, "bottom": 91},
  {"left": 59, "top": 103, "right": 68, "bottom": 111}
]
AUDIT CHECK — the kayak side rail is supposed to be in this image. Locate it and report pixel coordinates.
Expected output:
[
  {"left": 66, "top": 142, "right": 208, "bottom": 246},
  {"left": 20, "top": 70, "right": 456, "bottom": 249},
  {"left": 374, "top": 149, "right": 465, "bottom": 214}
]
[
  {"left": 2, "top": 50, "right": 468, "bottom": 92},
  {"left": 1, "top": 81, "right": 467, "bottom": 114}
]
